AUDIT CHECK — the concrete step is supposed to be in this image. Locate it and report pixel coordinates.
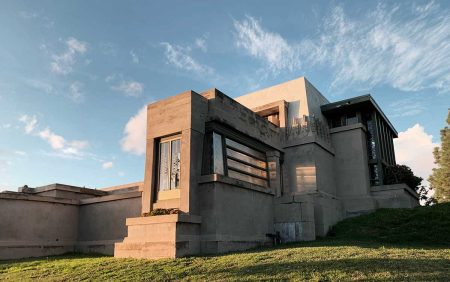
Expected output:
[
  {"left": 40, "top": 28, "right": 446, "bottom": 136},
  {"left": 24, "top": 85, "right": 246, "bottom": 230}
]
[{"left": 114, "top": 214, "right": 202, "bottom": 259}]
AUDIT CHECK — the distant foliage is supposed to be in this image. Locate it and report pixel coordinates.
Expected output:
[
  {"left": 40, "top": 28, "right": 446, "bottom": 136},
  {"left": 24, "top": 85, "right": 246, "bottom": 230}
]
[
  {"left": 385, "top": 164, "right": 435, "bottom": 205},
  {"left": 385, "top": 165, "right": 422, "bottom": 189},
  {"left": 429, "top": 109, "right": 450, "bottom": 203}
]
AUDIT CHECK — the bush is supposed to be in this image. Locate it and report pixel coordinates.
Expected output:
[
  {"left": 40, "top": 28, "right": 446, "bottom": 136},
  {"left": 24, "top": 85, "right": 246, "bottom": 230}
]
[
  {"left": 384, "top": 164, "right": 436, "bottom": 205},
  {"left": 384, "top": 164, "right": 422, "bottom": 191}
]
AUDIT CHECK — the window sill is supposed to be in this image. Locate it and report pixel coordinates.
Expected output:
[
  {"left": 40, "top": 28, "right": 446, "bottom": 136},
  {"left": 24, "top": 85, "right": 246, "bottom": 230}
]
[{"left": 198, "top": 174, "right": 275, "bottom": 195}]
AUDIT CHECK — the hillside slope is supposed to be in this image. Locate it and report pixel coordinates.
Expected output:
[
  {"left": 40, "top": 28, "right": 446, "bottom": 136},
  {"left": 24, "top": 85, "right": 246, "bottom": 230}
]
[{"left": 328, "top": 202, "right": 450, "bottom": 245}]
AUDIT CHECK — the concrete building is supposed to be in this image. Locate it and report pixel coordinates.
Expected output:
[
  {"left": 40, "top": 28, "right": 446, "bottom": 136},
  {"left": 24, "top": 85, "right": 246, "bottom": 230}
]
[{"left": 0, "top": 77, "right": 419, "bottom": 260}]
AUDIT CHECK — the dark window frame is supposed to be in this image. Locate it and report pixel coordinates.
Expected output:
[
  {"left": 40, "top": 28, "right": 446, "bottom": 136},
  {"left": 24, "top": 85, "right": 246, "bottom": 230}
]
[{"left": 203, "top": 122, "right": 272, "bottom": 188}]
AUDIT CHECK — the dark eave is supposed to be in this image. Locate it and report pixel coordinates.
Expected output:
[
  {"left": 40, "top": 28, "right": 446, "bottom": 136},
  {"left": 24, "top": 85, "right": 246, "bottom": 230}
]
[{"left": 321, "top": 94, "right": 398, "bottom": 137}]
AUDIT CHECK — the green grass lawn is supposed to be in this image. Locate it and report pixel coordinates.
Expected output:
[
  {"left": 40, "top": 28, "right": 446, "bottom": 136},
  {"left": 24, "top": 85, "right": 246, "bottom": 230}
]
[{"left": 1, "top": 203, "right": 450, "bottom": 281}]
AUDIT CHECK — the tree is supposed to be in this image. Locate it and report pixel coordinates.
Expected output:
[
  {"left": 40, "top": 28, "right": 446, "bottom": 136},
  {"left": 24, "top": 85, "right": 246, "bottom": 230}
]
[
  {"left": 385, "top": 164, "right": 435, "bottom": 205},
  {"left": 429, "top": 109, "right": 450, "bottom": 203}
]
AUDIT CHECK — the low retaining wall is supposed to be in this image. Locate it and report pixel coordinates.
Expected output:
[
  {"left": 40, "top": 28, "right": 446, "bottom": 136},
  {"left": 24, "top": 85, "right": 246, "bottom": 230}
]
[
  {"left": 0, "top": 184, "right": 142, "bottom": 260},
  {"left": 0, "top": 192, "right": 79, "bottom": 260},
  {"left": 77, "top": 192, "right": 142, "bottom": 254},
  {"left": 371, "top": 184, "right": 420, "bottom": 209}
]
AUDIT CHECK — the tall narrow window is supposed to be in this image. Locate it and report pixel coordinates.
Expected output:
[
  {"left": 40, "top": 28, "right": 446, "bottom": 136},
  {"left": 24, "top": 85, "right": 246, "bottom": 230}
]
[
  {"left": 158, "top": 136, "right": 181, "bottom": 191},
  {"left": 212, "top": 132, "right": 224, "bottom": 174}
]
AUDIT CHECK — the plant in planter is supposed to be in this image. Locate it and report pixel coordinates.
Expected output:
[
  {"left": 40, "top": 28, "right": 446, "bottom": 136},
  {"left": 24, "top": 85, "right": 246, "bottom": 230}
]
[{"left": 143, "top": 208, "right": 181, "bottom": 217}]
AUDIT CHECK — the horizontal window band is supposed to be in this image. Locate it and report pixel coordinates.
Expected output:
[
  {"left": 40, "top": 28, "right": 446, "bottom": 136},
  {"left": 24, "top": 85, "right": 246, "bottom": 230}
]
[
  {"left": 225, "top": 138, "right": 266, "bottom": 160},
  {"left": 228, "top": 170, "right": 268, "bottom": 187},
  {"left": 225, "top": 145, "right": 266, "bottom": 162},
  {"left": 227, "top": 166, "right": 268, "bottom": 181},
  {"left": 226, "top": 155, "right": 267, "bottom": 170},
  {"left": 227, "top": 158, "right": 267, "bottom": 178},
  {"left": 226, "top": 148, "right": 267, "bottom": 169}
]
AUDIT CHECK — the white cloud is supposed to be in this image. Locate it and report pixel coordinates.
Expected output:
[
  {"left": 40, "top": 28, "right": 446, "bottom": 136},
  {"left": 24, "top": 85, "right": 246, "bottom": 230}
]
[
  {"left": 68, "top": 81, "right": 85, "bottom": 102},
  {"left": 112, "top": 80, "right": 144, "bottom": 97},
  {"left": 234, "top": 3, "right": 450, "bottom": 92},
  {"left": 17, "top": 115, "right": 100, "bottom": 162},
  {"left": 51, "top": 37, "right": 87, "bottom": 75},
  {"left": 19, "top": 11, "right": 38, "bottom": 19},
  {"left": 2, "top": 124, "right": 11, "bottom": 129},
  {"left": 394, "top": 124, "right": 438, "bottom": 185},
  {"left": 18, "top": 115, "right": 38, "bottom": 134},
  {"left": 234, "top": 16, "right": 300, "bottom": 73},
  {"left": 102, "top": 161, "right": 114, "bottom": 169},
  {"left": 14, "top": 151, "right": 27, "bottom": 156},
  {"left": 19, "top": 10, "right": 54, "bottom": 28},
  {"left": 195, "top": 37, "right": 207, "bottom": 52},
  {"left": 26, "top": 79, "right": 53, "bottom": 94},
  {"left": 130, "top": 50, "right": 139, "bottom": 64},
  {"left": 388, "top": 98, "right": 427, "bottom": 118},
  {"left": 161, "top": 42, "right": 214, "bottom": 77},
  {"left": 36, "top": 126, "right": 89, "bottom": 158},
  {"left": 106, "top": 74, "right": 144, "bottom": 97},
  {"left": 121, "top": 106, "right": 147, "bottom": 155},
  {"left": 38, "top": 128, "right": 66, "bottom": 150}
]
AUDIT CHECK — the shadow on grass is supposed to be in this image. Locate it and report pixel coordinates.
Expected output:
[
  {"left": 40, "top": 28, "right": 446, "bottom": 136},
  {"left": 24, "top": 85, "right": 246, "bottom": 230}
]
[{"left": 0, "top": 252, "right": 108, "bottom": 265}]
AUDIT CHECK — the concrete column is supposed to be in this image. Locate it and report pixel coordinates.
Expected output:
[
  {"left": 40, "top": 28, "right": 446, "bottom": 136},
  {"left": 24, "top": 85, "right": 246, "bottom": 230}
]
[
  {"left": 142, "top": 138, "right": 156, "bottom": 215},
  {"left": 267, "top": 151, "right": 282, "bottom": 197},
  {"left": 179, "top": 128, "right": 204, "bottom": 216},
  {"left": 179, "top": 129, "right": 192, "bottom": 214}
]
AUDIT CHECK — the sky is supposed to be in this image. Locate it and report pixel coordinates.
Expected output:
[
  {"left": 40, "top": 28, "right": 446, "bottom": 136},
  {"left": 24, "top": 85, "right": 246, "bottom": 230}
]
[{"left": 0, "top": 0, "right": 449, "bottom": 191}]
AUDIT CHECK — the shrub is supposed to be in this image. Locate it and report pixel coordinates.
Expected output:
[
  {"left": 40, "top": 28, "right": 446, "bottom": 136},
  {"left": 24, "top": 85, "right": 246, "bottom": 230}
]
[
  {"left": 143, "top": 208, "right": 181, "bottom": 217},
  {"left": 384, "top": 164, "right": 422, "bottom": 191}
]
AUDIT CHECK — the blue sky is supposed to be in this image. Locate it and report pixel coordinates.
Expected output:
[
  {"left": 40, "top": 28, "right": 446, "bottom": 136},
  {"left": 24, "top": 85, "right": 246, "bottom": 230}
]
[{"left": 0, "top": 0, "right": 449, "bottom": 190}]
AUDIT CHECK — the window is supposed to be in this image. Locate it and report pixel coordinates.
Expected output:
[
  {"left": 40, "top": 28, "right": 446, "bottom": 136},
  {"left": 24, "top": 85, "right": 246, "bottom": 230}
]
[
  {"left": 210, "top": 132, "right": 269, "bottom": 187},
  {"left": 158, "top": 136, "right": 181, "bottom": 191},
  {"left": 346, "top": 112, "right": 358, "bottom": 125},
  {"left": 329, "top": 112, "right": 359, "bottom": 128}
]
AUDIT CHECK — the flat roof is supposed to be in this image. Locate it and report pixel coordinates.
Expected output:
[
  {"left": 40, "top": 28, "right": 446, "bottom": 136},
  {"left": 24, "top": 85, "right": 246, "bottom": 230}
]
[{"left": 321, "top": 94, "right": 398, "bottom": 137}]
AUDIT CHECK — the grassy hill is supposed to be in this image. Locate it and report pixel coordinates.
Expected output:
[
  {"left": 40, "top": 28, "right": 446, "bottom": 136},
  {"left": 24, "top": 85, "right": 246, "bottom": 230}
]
[
  {"left": 328, "top": 202, "right": 450, "bottom": 245},
  {"left": 1, "top": 203, "right": 449, "bottom": 281}
]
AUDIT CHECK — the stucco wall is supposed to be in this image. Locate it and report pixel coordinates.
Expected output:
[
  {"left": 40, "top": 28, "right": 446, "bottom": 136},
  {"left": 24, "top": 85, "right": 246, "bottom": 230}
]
[
  {"left": 0, "top": 188, "right": 142, "bottom": 259},
  {"left": 273, "top": 194, "right": 316, "bottom": 242},
  {"left": 331, "top": 124, "right": 371, "bottom": 197},
  {"left": 304, "top": 78, "right": 329, "bottom": 124},
  {"left": 77, "top": 195, "right": 142, "bottom": 255},
  {"left": 203, "top": 89, "right": 281, "bottom": 149},
  {"left": 314, "top": 146, "right": 336, "bottom": 196},
  {"left": 283, "top": 144, "right": 318, "bottom": 193},
  {"left": 235, "top": 77, "right": 308, "bottom": 127},
  {"left": 198, "top": 180, "right": 274, "bottom": 254},
  {"left": 0, "top": 193, "right": 79, "bottom": 259}
]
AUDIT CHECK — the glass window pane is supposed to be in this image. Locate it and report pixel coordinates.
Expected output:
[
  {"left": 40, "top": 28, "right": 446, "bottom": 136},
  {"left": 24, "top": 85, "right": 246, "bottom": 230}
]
[
  {"left": 212, "top": 132, "right": 224, "bottom": 174},
  {"left": 228, "top": 170, "right": 268, "bottom": 187},
  {"left": 347, "top": 113, "right": 358, "bottom": 125},
  {"left": 226, "top": 148, "right": 266, "bottom": 169},
  {"left": 225, "top": 138, "right": 265, "bottom": 160},
  {"left": 227, "top": 158, "right": 267, "bottom": 178},
  {"left": 170, "top": 139, "right": 181, "bottom": 189},
  {"left": 159, "top": 142, "right": 170, "bottom": 191}
]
